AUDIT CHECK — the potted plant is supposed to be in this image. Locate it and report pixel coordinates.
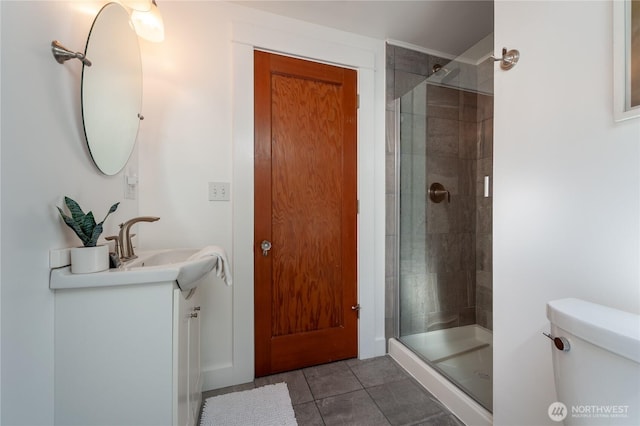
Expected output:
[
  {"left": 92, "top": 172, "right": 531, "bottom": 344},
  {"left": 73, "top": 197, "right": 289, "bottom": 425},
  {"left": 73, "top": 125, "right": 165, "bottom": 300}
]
[{"left": 57, "top": 196, "right": 119, "bottom": 273}]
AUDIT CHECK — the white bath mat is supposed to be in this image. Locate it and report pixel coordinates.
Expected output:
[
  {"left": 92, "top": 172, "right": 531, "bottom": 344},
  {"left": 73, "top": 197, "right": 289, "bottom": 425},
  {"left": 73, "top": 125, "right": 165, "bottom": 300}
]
[{"left": 200, "top": 382, "right": 298, "bottom": 426}]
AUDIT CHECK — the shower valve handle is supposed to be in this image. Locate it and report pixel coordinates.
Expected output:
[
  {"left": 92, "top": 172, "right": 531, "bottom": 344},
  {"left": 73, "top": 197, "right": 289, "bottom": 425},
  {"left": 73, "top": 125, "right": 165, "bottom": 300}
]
[{"left": 429, "top": 182, "right": 450, "bottom": 203}]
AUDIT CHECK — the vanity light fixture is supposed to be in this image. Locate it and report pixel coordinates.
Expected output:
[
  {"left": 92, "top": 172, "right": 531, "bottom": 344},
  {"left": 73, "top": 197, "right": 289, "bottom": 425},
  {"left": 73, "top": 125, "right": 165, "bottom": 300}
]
[
  {"left": 130, "top": 0, "right": 164, "bottom": 42},
  {"left": 121, "top": 0, "right": 152, "bottom": 11}
]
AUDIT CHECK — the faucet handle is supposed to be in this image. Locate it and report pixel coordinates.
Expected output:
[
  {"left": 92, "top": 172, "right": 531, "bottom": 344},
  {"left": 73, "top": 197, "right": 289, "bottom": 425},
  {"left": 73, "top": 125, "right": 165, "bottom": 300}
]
[
  {"left": 105, "top": 235, "right": 120, "bottom": 258},
  {"left": 119, "top": 216, "right": 160, "bottom": 260}
]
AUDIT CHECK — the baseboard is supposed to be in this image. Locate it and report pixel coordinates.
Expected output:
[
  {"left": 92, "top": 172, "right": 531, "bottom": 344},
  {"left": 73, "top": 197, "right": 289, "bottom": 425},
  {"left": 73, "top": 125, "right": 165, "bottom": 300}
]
[{"left": 201, "top": 363, "right": 253, "bottom": 392}]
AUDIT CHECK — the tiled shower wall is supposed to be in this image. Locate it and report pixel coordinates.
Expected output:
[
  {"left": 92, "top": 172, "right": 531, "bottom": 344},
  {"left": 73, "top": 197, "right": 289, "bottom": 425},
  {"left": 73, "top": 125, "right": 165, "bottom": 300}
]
[{"left": 385, "top": 44, "right": 493, "bottom": 343}]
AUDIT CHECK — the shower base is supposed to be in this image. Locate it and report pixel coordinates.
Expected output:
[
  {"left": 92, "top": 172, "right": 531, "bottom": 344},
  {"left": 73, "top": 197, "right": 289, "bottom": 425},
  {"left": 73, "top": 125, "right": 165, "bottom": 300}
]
[{"left": 390, "top": 325, "right": 493, "bottom": 426}]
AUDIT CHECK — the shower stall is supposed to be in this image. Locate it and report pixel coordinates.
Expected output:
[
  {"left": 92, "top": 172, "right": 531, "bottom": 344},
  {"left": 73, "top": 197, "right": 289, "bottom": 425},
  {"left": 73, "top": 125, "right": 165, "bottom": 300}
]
[{"left": 386, "top": 35, "right": 494, "bottom": 417}]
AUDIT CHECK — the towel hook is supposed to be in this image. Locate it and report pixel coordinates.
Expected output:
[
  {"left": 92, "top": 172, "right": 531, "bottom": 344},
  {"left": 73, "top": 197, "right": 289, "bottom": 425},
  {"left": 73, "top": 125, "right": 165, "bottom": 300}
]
[{"left": 492, "top": 47, "right": 520, "bottom": 70}]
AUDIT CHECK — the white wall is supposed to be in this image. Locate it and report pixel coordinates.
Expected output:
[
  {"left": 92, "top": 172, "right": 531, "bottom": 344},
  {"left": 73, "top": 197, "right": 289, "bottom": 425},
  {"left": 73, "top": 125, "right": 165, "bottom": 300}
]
[
  {"left": 138, "top": 0, "right": 387, "bottom": 390},
  {"left": 494, "top": 1, "right": 640, "bottom": 425},
  {"left": 0, "top": 1, "right": 139, "bottom": 424}
]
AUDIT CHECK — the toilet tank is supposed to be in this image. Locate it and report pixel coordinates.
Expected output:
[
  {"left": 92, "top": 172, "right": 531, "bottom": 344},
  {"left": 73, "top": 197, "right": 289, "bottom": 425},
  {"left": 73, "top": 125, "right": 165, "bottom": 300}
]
[{"left": 546, "top": 298, "right": 640, "bottom": 425}]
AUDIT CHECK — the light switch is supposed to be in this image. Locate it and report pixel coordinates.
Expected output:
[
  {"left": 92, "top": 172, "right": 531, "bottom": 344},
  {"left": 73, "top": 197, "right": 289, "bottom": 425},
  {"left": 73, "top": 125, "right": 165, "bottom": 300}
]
[
  {"left": 124, "top": 174, "right": 138, "bottom": 200},
  {"left": 208, "top": 182, "right": 230, "bottom": 201}
]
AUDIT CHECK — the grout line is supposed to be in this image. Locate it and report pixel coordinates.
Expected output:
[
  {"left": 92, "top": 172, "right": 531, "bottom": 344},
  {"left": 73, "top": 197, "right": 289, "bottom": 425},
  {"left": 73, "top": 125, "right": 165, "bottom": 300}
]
[
  {"left": 347, "top": 357, "right": 398, "bottom": 426},
  {"left": 300, "top": 367, "right": 328, "bottom": 425},
  {"left": 361, "top": 384, "right": 393, "bottom": 426}
]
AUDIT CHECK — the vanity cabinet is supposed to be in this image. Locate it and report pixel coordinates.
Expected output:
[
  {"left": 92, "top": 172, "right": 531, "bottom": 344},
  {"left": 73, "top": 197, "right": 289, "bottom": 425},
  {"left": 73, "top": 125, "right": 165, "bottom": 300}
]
[{"left": 53, "top": 281, "right": 201, "bottom": 426}]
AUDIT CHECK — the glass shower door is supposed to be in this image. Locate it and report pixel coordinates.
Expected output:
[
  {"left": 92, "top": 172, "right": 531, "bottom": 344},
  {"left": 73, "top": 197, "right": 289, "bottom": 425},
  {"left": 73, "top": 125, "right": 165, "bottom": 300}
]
[{"left": 397, "top": 33, "right": 494, "bottom": 411}]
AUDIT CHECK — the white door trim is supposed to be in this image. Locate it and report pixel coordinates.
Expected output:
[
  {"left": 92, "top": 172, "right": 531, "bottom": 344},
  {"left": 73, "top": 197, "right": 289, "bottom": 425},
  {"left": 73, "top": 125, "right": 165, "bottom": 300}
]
[{"left": 202, "top": 21, "right": 386, "bottom": 389}]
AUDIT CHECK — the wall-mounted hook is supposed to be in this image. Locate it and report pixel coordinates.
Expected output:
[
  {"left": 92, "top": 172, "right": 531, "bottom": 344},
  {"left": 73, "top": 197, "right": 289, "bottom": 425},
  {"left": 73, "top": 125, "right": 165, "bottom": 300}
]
[
  {"left": 51, "top": 40, "right": 92, "bottom": 67},
  {"left": 429, "top": 182, "right": 450, "bottom": 203},
  {"left": 492, "top": 47, "right": 519, "bottom": 70}
]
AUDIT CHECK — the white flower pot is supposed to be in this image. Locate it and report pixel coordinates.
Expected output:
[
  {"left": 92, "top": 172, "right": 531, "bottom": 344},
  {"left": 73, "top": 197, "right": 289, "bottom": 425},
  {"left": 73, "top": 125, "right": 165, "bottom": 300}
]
[{"left": 70, "top": 245, "right": 109, "bottom": 274}]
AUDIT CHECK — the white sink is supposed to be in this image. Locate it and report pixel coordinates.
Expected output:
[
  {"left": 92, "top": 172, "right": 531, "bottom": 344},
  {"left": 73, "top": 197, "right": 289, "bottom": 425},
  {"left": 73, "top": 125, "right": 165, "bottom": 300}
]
[
  {"left": 126, "top": 248, "right": 199, "bottom": 267},
  {"left": 50, "top": 248, "right": 219, "bottom": 291}
]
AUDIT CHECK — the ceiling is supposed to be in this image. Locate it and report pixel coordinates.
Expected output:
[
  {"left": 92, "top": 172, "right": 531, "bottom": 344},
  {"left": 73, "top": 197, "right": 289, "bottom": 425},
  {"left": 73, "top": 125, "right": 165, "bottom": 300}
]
[{"left": 232, "top": 1, "right": 494, "bottom": 57}]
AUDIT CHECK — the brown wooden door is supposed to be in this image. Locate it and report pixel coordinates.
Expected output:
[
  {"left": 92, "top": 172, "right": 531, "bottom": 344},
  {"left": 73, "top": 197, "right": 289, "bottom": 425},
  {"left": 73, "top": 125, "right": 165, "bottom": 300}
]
[{"left": 254, "top": 51, "right": 358, "bottom": 377}]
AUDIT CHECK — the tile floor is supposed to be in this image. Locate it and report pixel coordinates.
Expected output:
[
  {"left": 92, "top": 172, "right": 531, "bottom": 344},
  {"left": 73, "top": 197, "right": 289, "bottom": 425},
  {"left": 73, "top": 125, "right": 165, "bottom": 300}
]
[{"left": 200, "top": 355, "right": 464, "bottom": 425}]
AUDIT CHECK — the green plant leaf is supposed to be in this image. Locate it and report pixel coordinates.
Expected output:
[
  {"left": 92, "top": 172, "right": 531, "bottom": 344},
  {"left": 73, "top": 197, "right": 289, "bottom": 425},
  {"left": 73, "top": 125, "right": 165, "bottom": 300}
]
[
  {"left": 64, "top": 197, "right": 86, "bottom": 224},
  {"left": 98, "top": 202, "right": 120, "bottom": 226},
  {"left": 58, "top": 197, "right": 118, "bottom": 247},
  {"left": 80, "top": 211, "right": 97, "bottom": 240},
  {"left": 108, "top": 202, "right": 119, "bottom": 215},
  {"left": 57, "top": 206, "right": 90, "bottom": 245},
  {"left": 87, "top": 223, "right": 103, "bottom": 247}
]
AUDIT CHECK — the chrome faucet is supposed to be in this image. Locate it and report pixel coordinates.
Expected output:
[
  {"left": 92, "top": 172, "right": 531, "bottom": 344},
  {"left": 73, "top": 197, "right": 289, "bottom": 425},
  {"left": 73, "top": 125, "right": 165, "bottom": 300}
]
[{"left": 118, "top": 216, "right": 160, "bottom": 260}]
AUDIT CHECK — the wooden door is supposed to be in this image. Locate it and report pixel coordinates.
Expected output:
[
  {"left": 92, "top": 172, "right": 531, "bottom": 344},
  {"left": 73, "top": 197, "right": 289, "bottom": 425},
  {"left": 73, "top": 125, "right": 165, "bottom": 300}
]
[{"left": 254, "top": 51, "right": 358, "bottom": 377}]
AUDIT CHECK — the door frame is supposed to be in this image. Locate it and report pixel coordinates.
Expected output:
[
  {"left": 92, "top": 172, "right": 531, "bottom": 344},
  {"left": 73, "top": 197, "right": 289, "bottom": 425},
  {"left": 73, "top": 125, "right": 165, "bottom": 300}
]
[{"left": 205, "top": 22, "right": 385, "bottom": 389}]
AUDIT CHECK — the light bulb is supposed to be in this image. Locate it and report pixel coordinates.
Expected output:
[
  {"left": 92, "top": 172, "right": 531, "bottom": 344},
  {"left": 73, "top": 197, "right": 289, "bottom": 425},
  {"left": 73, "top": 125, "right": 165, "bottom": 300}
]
[
  {"left": 122, "top": 0, "right": 152, "bottom": 12},
  {"left": 130, "top": 1, "right": 164, "bottom": 42}
]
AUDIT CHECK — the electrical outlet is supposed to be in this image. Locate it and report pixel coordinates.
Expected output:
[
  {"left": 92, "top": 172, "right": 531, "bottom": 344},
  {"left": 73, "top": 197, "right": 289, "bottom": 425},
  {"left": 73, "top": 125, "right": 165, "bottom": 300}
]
[{"left": 208, "top": 182, "right": 230, "bottom": 201}]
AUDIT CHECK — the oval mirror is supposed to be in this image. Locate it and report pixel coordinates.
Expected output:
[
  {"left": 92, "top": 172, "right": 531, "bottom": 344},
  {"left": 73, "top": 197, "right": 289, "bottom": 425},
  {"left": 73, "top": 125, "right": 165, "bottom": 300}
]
[{"left": 82, "top": 2, "right": 142, "bottom": 176}]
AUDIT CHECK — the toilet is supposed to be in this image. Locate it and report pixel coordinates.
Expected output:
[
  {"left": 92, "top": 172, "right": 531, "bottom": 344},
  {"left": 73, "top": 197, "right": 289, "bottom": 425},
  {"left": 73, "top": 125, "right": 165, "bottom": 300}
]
[{"left": 546, "top": 298, "right": 640, "bottom": 425}]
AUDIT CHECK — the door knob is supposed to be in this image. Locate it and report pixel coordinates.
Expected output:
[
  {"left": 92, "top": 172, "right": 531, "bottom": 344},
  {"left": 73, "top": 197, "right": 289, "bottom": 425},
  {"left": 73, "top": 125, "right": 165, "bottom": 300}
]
[
  {"left": 260, "top": 240, "right": 272, "bottom": 256},
  {"left": 351, "top": 304, "right": 361, "bottom": 318}
]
